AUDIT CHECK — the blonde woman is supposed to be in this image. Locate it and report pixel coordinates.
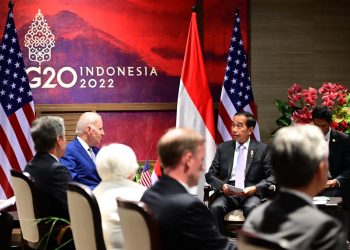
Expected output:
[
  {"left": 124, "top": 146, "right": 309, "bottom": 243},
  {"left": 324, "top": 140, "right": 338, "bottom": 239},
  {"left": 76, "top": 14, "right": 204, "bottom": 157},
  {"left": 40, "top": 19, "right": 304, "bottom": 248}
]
[{"left": 93, "top": 143, "right": 146, "bottom": 250}]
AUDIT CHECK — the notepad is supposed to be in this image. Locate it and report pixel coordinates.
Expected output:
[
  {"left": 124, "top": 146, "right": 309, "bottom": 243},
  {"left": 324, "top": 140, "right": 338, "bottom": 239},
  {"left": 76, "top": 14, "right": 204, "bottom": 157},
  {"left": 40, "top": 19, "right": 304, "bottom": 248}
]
[{"left": 313, "top": 196, "right": 329, "bottom": 205}]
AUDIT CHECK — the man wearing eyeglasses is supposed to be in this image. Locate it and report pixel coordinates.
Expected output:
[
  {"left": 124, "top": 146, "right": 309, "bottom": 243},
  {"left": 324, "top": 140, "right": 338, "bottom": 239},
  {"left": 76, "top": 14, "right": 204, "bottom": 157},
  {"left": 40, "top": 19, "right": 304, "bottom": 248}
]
[{"left": 60, "top": 112, "right": 105, "bottom": 189}]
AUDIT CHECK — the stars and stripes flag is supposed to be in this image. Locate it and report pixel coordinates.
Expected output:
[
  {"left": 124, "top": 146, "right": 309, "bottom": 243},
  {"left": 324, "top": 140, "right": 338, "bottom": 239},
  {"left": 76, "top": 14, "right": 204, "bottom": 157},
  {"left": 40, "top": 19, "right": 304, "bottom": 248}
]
[
  {"left": 140, "top": 160, "right": 152, "bottom": 188},
  {"left": 217, "top": 9, "right": 260, "bottom": 143},
  {"left": 0, "top": 4, "right": 35, "bottom": 199},
  {"left": 176, "top": 10, "right": 216, "bottom": 198}
]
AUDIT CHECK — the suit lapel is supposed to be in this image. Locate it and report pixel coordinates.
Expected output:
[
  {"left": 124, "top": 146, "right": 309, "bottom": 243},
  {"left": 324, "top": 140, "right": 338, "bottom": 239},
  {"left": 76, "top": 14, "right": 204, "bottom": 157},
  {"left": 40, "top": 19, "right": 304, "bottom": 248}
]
[
  {"left": 329, "top": 130, "right": 336, "bottom": 163},
  {"left": 74, "top": 138, "right": 94, "bottom": 164},
  {"left": 227, "top": 141, "right": 236, "bottom": 178},
  {"left": 245, "top": 140, "right": 256, "bottom": 174}
]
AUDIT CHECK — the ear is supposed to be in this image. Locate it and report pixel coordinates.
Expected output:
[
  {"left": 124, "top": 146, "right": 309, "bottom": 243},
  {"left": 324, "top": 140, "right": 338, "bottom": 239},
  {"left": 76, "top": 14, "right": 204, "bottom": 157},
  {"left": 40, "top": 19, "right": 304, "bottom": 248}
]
[
  {"left": 248, "top": 126, "right": 254, "bottom": 135},
  {"left": 316, "top": 159, "right": 328, "bottom": 184},
  {"left": 56, "top": 135, "right": 65, "bottom": 147},
  {"left": 183, "top": 151, "right": 192, "bottom": 172},
  {"left": 85, "top": 126, "right": 91, "bottom": 134}
]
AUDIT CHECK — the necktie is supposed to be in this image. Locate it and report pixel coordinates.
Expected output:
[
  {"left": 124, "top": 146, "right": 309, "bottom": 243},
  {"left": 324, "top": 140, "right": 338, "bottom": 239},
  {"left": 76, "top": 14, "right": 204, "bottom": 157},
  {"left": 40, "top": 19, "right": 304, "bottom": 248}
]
[
  {"left": 88, "top": 148, "right": 96, "bottom": 163},
  {"left": 235, "top": 144, "right": 245, "bottom": 189}
]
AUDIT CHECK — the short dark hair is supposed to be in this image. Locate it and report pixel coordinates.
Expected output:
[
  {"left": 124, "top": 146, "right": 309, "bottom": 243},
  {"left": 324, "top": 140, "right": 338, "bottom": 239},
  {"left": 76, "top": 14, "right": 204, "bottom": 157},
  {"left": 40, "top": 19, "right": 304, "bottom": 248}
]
[
  {"left": 270, "top": 125, "right": 328, "bottom": 188},
  {"left": 158, "top": 128, "right": 204, "bottom": 168},
  {"left": 234, "top": 111, "right": 256, "bottom": 128},
  {"left": 31, "top": 116, "right": 65, "bottom": 153},
  {"left": 312, "top": 106, "right": 332, "bottom": 123}
]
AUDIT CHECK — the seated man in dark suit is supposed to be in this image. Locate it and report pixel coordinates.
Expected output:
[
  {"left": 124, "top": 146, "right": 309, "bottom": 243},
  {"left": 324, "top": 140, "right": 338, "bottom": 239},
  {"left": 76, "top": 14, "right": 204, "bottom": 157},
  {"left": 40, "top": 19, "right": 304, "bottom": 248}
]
[
  {"left": 244, "top": 125, "right": 347, "bottom": 250},
  {"left": 25, "top": 116, "right": 74, "bottom": 249},
  {"left": 0, "top": 211, "right": 14, "bottom": 250},
  {"left": 141, "top": 128, "right": 235, "bottom": 250},
  {"left": 25, "top": 116, "right": 72, "bottom": 220},
  {"left": 312, "top": 106, "right": 350, "bottom": 197},
  {"left": 60, "top": 112, "right": 105, "bottom": 189},
  {"left": 205, "top": 111, "right": 274, "bottom": 234}
]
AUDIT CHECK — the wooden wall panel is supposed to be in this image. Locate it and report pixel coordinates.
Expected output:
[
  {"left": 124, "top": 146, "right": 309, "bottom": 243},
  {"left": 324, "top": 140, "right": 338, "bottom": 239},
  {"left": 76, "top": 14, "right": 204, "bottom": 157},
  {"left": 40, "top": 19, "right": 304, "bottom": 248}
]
[
  {"left": 35, "top": 103, "right": 177, "bottom": 143},
  {"left": 250, "top": 0, "right": 350, "bottom": 142}
]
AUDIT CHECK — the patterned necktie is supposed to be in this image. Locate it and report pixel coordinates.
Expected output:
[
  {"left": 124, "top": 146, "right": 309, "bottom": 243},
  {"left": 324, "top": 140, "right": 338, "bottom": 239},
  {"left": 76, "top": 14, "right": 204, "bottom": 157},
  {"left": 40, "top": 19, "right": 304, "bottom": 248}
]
[
  {"left": 235, "top": 144, "right": 245, "bottom": 189},
  {"left": 88, "top": 148, "right": 96, "bottom": 163}
]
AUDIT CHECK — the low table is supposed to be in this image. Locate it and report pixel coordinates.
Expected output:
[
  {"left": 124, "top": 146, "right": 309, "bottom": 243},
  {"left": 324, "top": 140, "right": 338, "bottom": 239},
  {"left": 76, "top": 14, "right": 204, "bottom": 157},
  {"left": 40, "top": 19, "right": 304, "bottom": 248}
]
[{"left": 314, "top": 197, "right": 344, "bottom": 223}]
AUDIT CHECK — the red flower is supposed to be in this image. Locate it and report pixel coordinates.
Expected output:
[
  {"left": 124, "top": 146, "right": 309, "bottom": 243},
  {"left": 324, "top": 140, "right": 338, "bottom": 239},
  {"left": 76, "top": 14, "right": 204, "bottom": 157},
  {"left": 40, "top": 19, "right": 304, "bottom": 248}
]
[{"left": 279, "top": 82, "right": 349, "bottom": 134}]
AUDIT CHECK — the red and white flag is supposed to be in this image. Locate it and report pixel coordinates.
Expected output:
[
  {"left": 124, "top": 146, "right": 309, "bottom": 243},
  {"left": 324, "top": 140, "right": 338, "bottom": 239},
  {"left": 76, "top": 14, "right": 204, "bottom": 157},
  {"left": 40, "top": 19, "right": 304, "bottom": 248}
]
[
  {"left": 217, "top": 9, "right": 260, "bottom": 143},
  {"left": 151, "top": 158, "right": 162, "bottom": 184},
  {"left": 0, "top": 5, "right": 35, "bottom": 199},
  {"left": 176, "top": 10, "right": 216, "bottom": 198}
]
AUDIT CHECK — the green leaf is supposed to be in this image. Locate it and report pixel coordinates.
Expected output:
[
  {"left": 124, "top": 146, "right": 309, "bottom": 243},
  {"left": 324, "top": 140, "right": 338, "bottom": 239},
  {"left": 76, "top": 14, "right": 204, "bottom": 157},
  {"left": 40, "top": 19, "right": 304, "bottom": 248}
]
[
  {"left": 275, "top": 100, "right": 289, "bottom": 114},
  {"left": 276, "top": 116, "right": 292, "bottom": 127},
  {"left": 345, "top": 127, "right": 350, "bottom": 135}
]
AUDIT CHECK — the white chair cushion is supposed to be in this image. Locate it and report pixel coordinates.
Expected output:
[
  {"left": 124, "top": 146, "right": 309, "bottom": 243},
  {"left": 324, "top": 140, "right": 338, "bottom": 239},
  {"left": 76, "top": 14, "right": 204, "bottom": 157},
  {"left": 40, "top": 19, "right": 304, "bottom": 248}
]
[{"left": 224, "top": 209, "right": 245, "bottom": 222}]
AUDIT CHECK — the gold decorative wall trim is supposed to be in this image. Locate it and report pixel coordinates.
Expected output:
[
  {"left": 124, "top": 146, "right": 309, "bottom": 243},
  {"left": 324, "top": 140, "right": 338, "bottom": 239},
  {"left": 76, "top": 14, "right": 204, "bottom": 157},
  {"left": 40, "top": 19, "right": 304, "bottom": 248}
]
[{"left": 35, "top": 103, "right": 177, "bottom": 115}]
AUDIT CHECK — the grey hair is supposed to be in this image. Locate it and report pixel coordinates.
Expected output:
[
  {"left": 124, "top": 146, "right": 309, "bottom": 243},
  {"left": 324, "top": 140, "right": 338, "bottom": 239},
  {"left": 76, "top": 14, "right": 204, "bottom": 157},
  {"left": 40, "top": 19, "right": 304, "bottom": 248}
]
[
  {"left": 75, "top": 112, "right": 102, "bottom": 135},
  {"left": 31, "top": 116, "right": 65, "bottom": 153},
  {"left": 271, "top": 124, "right": 328, "bottom": 188},
  {"left": 95, "top": 143, "right": 139, "bottom": 181}
]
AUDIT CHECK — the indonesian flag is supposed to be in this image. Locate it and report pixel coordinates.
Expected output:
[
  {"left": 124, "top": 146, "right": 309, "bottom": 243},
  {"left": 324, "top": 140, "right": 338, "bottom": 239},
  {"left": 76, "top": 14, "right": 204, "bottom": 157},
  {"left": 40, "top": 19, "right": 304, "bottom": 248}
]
[
  {"left": 176, "top": 11, "right": 216, "bottom": 199},
  {"left": 151, "top": 158, "right": 162, "bottom": 184}
]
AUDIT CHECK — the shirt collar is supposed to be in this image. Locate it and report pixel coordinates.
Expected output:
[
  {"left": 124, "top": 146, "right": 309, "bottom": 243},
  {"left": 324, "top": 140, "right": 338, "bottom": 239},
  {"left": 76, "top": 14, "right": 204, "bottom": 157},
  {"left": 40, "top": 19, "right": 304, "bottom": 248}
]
[
  {"left": 325, "top": 128, "right": 331, "bottom": 142},
  {"left": 49, "top": 153, "right": 59, "bottom": 162},
  {"left": 280, "top": 187, "right": 314, "bottom": 206},
  {"left": 77, "top": 136, "right": 90, "bottom": 151},
  {"left": 235, "top": 138, "right": 250, "bottom": 150},
  {"left": 177, "top": 179, "right": 191, "bottom": 193}
]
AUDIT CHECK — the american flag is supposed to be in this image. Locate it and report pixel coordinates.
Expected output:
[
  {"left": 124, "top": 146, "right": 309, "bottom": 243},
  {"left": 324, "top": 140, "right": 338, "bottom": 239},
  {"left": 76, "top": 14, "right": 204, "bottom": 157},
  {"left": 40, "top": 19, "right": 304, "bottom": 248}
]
[
  {"left": 217, "top": 9, "right": 260, "bottom": 143},
  {"left": 140, "top": 160, "right": 152, "bottom": 188},
  {"left": 0, "top": 4, "right": 35, "bottom": 199}
]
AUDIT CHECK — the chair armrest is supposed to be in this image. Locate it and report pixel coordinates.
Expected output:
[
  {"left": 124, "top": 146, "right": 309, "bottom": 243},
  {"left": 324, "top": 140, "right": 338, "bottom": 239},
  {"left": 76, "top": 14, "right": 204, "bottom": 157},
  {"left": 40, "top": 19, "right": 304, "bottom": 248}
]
[
  {"left": 267, "top": 184, "right": 277, "bottom": 199},
  {"left": 203, "top": 185, "right": 223, "bottom": 207},
  {"left": 203, "top": 185, "right": 213, "bottom": 207}
]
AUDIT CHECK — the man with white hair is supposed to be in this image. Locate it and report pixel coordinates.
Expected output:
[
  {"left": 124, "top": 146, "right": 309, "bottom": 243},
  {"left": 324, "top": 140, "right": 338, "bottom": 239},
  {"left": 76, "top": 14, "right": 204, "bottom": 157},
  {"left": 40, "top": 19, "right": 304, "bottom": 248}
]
[
  {"left": 93, "top": 143, "right": 146, "bottom": 250},
  {"left": 243, "top": 125, "right": 347, "bottom": 249},
  {"left": 60, "top": 112, "right": 105, "bottom": 189}
]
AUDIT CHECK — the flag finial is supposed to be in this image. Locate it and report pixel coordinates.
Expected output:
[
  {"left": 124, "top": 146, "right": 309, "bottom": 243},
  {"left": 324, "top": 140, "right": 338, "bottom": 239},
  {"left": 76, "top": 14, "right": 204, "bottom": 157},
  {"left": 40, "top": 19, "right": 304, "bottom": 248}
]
[{"left": 8, "top": 0, "right": 14, "bottom": 9}]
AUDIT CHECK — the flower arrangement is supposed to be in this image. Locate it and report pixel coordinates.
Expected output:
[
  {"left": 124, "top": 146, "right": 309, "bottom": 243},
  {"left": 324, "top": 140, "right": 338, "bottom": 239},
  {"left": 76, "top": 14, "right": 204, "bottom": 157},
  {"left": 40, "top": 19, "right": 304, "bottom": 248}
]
[{"left": 275, "top": 82, "right": 350, "bottom": 134}]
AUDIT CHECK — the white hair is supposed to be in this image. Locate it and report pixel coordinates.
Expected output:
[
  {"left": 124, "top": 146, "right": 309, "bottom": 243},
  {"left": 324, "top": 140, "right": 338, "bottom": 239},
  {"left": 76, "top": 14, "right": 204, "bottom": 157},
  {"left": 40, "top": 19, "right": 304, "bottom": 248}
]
[
  {"left": 96, "top": 143, "right": 139, "bottom": 181},
  {"left": 75, "top": 112, "right": 102, "bottom": 135},
  {"left": 273, "top": 124, "right": 328, "bottom": 162},
  {"left": 271, "top": 124, "right": 329, "bottom": 187}
]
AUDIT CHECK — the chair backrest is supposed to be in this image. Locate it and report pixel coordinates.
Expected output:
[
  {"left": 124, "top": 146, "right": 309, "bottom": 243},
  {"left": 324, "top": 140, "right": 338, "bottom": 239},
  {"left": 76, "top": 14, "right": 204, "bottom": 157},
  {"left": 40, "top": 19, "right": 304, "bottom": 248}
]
[
  {"left": 10, "top": 170, "right": 42, "bottom": 248},
  {"left": 117, "top": 198, "right": 161, "bottom": 250},
  {"left": 237, "top": 229, "right": 290, "bottom": 250},
  {"left": 67, "top": 182, "right": 106, "bottom": 250}
]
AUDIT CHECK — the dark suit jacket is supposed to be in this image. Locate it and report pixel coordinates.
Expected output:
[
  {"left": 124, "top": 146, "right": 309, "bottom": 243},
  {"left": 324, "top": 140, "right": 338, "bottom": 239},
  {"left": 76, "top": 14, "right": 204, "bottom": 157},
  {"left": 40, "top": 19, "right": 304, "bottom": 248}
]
[
  {"left": 24, "top": 153, "right": 72, "bottom": 220},
  {"left": 329, "top": 129, "right": 350, "bottom": 187},
  {"left": 60, "top": 137, "right": 101, "bottom": 189},
  {"left": 141, "top": 175, "right": 235, "bottom": 250},
  {"left": 243, "top": 191, "right": 347, "bottom": 250},
  {"left": 205, "top": 140, "right": 274, "bottom": 198}
]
